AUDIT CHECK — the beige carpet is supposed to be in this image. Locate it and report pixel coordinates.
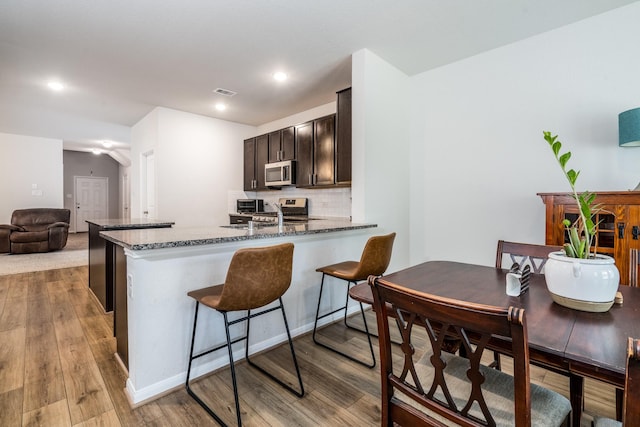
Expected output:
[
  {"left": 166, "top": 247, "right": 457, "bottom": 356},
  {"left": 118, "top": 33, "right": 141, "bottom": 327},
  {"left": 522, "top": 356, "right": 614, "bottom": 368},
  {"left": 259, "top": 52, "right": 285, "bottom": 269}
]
[{"left": 0, "top": 232, "right": 88, "bottom": 276}]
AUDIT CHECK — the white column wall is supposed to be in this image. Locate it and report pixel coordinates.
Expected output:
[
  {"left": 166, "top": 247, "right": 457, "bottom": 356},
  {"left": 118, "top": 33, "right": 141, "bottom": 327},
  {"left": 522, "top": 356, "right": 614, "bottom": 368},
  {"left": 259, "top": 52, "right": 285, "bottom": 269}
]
[
  {"left": 408, "top": 2, "right": 640, "bottom": 267},
  {"left": 351, "top": 49, "right": 411, "bottom": 273}
]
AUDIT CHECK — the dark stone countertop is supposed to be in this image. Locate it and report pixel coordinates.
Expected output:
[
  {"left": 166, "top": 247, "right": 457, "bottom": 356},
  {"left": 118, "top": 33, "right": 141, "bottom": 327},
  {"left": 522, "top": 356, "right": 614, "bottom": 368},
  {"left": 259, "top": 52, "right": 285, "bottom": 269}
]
[{"left": 99, "top": 218, "right": 376, "bottom": 251}]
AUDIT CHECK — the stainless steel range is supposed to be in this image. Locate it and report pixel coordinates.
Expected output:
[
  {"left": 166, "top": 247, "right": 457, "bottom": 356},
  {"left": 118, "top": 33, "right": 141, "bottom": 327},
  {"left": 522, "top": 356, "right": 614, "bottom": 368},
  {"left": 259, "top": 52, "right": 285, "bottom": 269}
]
[{"left": 251, "top": 198, "right": 308, "bottom": 223}]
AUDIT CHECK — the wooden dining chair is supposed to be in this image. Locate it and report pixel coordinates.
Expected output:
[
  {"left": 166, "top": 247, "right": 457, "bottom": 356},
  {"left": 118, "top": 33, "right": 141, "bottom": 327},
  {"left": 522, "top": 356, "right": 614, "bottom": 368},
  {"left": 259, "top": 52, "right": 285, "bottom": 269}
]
[
  {"left": 494, "top": 240, "right": 587, "bottom": 425},
  {"left": 492, "top": 240, "right": 564, "bottom": 370},
  {"left": 593, "top": 337, "right": 640, "bottom": 427},
  {"left": 368, "top": 274, "right": 572, "bottom": 426}
]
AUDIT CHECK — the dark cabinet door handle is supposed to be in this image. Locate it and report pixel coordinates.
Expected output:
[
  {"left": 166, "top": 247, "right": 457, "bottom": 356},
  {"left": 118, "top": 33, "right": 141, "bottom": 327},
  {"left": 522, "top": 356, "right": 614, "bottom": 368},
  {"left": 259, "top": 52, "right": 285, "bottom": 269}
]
[
  {"left": 618, "top": 222, "right": 626, "bottom": 239},
  {"left": 633, "top": 226, "right": 639, "bottom": 240}
]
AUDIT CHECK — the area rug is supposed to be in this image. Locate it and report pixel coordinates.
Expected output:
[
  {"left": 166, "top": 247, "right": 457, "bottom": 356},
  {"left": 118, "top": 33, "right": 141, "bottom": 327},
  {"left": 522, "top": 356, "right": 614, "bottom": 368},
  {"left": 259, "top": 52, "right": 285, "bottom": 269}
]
[{"left": 0, "top": 232, "right": 88, "bottom": 275}]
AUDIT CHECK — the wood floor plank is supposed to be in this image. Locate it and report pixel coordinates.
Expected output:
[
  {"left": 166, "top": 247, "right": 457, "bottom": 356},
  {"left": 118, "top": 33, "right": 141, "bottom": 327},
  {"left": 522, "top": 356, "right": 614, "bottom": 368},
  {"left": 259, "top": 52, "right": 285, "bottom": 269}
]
[
  {"left": 72, "top": 409, "right": 121, "bottom": 427},
  {"left": 0, "top": 327, "right": 26, "bottom": 394},
  {"left": 0, "top": 387, "right": 24, "bottom": 426},
  {"left": 94, "top": 356, "right": 164, "bottom": 426},
  {"left": 23, "top": 322, "right": 66, "bottom": 412},
  {"left": 78, "top": 315, "right": 113, "bottom": 345},
  {"left": 6, "top": 273, "right": 29, "bottom": 299},
  {"left": 22, "top": 376, "right": 67, "bottom": 414},
  {"left": 0, "top": 296, "right": 27, "bottom": 331},
  {"left": 61, "top": 361, "right": 114, "bottom": 425},
  {"left": 0, "top": 272, "right": 19, "bottom": 301},
  {"left": 153, "top": 389, "right": 220, "bottom": 427},
  {"left": 53, "top": 317, "right": 95, "bottom": 372},
  {"left": 27, "top": 275, "right": 50, "bottom": 300},
  {"left": 22, "top": 398, "right": 71, "bottom": 427},
  {"left": 88, "top": 337, "right": 117, "bottom": 363},
  {"left": 47, "top": 283, "right": 78, "bottom": 324}
]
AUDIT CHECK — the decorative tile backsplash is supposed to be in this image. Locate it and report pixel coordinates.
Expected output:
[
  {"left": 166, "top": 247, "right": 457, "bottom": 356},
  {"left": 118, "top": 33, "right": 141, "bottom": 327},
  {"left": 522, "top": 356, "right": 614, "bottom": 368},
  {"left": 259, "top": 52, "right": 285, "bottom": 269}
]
[{"left": 228, "top": 187, "right": 352, "bottom": 219}]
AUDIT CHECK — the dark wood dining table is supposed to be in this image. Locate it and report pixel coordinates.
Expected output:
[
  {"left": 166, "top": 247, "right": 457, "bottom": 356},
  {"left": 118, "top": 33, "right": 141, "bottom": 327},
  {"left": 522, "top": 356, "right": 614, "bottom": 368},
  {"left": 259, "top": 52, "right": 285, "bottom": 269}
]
[{"left": 350, "top": 260, "right": 640, "bottom": 427}]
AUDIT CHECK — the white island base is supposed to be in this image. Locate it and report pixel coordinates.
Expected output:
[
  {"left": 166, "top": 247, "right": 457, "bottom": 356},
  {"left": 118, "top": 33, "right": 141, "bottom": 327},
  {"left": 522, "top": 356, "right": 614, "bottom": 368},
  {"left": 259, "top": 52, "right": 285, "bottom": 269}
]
[{"left": 118, "top": 228, "right": 376, "bottom": 405}]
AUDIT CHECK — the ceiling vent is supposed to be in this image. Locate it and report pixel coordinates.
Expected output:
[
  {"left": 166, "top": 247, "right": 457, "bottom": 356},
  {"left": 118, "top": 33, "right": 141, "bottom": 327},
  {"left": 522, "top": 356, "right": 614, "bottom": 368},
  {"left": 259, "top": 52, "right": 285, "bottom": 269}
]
[{"left": 213, "top": 88, "right": 237, "bottom": 97}]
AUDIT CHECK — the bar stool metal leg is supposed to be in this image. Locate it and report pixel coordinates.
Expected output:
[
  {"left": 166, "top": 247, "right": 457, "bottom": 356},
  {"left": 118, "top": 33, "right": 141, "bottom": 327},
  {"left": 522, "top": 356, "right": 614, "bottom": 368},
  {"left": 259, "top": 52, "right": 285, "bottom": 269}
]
[
  {"left": 312, "top": 273, "right": 376, "bottom": 368},
  {"left": 245, "top": 299, "right": 304, "bottom": 397},
  {"left": 186, "top": 300, "right": 304, "bottom": 426},
  {"left": 185, "top": 302, "right": 231, "bottom": 426}
]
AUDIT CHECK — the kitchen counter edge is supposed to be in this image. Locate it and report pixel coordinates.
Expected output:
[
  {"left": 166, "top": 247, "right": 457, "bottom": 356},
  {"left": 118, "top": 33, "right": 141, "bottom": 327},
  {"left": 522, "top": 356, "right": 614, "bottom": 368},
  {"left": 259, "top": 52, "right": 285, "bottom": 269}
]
[
  {"left": 99, "top": 219, "right": 376, "bottom": 251},
  {"left": 86, "top": 218, "right": 175, "bottom": 229}
]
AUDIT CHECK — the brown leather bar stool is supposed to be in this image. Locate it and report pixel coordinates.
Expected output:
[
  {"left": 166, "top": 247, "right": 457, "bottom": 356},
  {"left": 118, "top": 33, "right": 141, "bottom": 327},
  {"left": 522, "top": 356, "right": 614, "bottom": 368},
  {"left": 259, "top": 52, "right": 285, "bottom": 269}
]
[
  {"left": 185, "top": 243, "right": 304, "bottom": 427},
  {"left": 312, "top": 232, "right": 396, "bottom": 368}
]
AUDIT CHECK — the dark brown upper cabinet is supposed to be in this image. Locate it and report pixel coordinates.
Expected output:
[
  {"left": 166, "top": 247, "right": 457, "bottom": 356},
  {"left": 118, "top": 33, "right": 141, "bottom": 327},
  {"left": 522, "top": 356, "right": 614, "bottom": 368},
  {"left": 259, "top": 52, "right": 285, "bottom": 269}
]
[
  {"left": 313, "top": 114, "right": 336, "bottom": 186},
  {"left": 243, "top": 138, "right": 256, "bottom": 191},
  {"left": 295, "top": 121, "right": 314, "bottom": 187},
  {"left": 268, "top": 127, "right": 295, "bottom": 163},
  {"left": 295, "top": 115, "right": 336, "bottom": 188},
  {"left": 243, "top": 87, "right": 352, "bottom": 191},
  {"left": 335, "top": 88, "right": 352, "bottom": 185},
  {"left": 243, "top": 134, "right": 269, "bottom": 191}
]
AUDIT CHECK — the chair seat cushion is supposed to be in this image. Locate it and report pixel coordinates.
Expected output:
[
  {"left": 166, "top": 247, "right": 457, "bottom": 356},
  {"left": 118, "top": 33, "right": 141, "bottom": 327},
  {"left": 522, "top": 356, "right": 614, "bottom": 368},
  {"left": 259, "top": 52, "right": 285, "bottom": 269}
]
[
  {"left": 316, "top": 260, "right": 362, "bottom": 281},
  {"left": 593, "top": 416, "right": 622, "bottom": 427},
  {"left": 10, "top": 230, "right": 48, "bottom": 243},
  {"left": 399, "top": 351, "right": 571, "bottom": 427}
]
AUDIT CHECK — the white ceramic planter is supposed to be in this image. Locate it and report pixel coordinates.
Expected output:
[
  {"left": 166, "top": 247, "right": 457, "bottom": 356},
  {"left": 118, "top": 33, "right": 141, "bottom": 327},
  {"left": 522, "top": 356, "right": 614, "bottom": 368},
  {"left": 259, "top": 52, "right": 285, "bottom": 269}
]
[{"left": 544, "top": 251, "right": 620, "bottom": 313}]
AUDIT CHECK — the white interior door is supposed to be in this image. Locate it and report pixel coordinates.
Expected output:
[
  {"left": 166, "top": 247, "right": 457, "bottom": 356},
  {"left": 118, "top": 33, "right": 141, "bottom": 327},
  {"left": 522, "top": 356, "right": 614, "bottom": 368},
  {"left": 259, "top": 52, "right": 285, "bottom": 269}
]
[
  {"left": 122, "top": 172, "right": 130, "bottom": 219},
  {"left": 75, "top": 176, "right": 108, "bottom": 232},
  {"left": 142, "top": 151, "right": 156, "bottom": 219}
]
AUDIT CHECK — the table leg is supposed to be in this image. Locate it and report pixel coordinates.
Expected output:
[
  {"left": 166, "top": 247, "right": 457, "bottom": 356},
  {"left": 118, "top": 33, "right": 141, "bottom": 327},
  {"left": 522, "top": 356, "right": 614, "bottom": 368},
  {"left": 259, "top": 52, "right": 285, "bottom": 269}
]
[{"left": 570, "top": 374, "right": 583, "bottom": 427}]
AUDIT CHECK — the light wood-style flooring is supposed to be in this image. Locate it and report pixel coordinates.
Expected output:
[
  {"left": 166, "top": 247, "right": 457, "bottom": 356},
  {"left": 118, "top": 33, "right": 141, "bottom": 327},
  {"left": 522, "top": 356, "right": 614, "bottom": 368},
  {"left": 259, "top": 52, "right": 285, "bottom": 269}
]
[{"left": 0, "top": 266, "right": 617, "bottom": 426}]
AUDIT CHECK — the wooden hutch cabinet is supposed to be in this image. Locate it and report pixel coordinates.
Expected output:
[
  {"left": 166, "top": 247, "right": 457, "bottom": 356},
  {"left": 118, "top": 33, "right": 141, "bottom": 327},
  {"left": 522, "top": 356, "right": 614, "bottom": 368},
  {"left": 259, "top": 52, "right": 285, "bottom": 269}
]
[{"left": 539, "top": 192, "right": 640, "bottom": 285}]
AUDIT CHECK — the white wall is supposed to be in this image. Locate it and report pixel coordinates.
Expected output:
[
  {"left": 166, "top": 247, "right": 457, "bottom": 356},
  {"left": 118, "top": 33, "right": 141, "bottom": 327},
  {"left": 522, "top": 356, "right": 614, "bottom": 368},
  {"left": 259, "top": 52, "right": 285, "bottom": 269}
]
[
  {"left": 352, "top": 49, "right": 412, "bottom": 273},
  {"left": 130, "top": 107, "right": 256, "bottom": 227},
  {"left": 409, "top": 2, "right": 640, "bottom": 267},
  {"left": 0, "top": 132, "right": 63, "bottom": 222}
]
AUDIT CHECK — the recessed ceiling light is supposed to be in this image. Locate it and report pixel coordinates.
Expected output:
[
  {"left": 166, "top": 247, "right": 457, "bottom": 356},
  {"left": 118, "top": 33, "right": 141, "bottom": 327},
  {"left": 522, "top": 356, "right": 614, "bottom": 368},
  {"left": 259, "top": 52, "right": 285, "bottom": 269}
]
[
  {"left": 47, "top": 81, "right": 64, "bottom": 91},
  {"left": 273, "top": 72, "right": 288, "bottom": 82},
  {"left": 215, "top": 103, "right": 227, "bottom": 111},
  {"left": 92, "top": 148, "right": 102, "bottom": 155},
  {"left": 102, "top": 140, "right": 113, "bottom": 148}
]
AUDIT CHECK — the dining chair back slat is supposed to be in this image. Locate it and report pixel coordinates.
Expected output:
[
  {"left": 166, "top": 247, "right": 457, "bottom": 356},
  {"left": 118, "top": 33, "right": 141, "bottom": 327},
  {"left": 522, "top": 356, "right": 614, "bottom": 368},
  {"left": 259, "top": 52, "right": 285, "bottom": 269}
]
[{"left": 495, "top": 240, "right": 563, "bottom": 274}]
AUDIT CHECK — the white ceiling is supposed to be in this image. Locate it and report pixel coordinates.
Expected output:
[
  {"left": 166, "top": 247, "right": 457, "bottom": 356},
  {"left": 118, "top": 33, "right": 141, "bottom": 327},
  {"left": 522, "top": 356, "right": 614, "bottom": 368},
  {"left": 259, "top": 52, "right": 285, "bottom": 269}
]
[{"left": 0, "top": 0, "right": 636, "bottom": 155}]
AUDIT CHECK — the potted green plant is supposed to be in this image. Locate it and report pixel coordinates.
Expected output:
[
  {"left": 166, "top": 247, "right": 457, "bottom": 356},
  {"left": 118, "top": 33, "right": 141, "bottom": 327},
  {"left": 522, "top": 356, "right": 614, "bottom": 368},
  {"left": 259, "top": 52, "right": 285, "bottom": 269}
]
[
  {"left": 543, "top": 131, "right": 600, "bottom": 258},
  {"left": 542, "top": 131, "right": 619, "bottom": 312}
]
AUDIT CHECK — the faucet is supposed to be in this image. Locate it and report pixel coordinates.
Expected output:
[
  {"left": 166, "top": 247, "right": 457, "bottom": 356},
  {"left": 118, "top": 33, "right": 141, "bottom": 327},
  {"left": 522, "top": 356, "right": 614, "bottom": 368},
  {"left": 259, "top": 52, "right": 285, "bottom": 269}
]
[{"left": 272, "top": 202, "right": 284, "bottom": 227}]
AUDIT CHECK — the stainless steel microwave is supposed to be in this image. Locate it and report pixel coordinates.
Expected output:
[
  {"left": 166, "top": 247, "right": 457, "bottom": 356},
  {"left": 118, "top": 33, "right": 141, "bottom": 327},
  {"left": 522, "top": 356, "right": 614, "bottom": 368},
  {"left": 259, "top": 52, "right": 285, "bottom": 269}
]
[{"left": 265, "top": 160, "right": 296, "bottom": 186}]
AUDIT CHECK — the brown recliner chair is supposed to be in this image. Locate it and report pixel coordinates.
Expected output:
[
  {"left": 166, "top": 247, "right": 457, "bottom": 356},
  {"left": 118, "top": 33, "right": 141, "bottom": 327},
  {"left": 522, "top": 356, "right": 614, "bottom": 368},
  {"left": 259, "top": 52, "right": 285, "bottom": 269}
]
[{"left": 0, "top": 208, "right": 71, "bottom": 254}]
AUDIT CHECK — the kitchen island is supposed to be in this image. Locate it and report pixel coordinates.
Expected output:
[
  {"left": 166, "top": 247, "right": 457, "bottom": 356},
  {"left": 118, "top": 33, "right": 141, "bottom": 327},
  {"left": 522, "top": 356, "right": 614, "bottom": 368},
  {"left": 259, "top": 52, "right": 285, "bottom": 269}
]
[
  {"left": 100, "top": 218, "right": 377, "bottom": 405},
  {"left": 87, "top": 218, "right": 174, "bottom": 312}
]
